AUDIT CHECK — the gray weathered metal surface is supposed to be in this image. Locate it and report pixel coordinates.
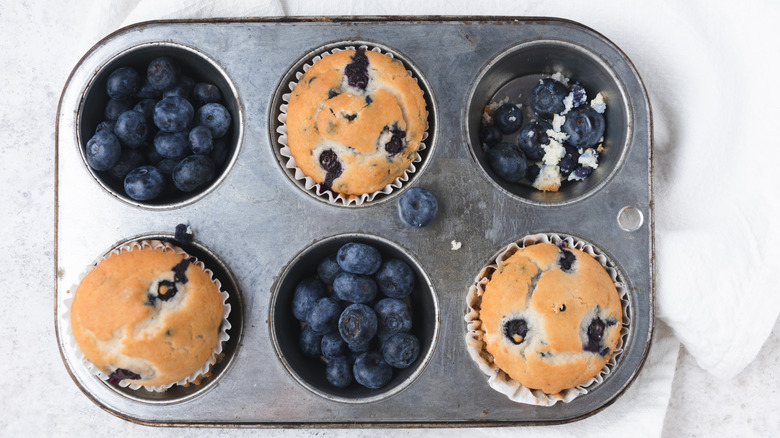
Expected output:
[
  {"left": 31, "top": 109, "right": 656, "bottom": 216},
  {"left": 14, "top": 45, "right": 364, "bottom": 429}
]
[{"left": 55, "top": 17, "right": 653, "bottom": 426}]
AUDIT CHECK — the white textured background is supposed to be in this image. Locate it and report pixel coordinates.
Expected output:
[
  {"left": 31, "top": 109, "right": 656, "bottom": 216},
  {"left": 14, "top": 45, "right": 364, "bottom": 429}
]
[{"left": 1, "top": 1, "right": 778, "bottom": 436}]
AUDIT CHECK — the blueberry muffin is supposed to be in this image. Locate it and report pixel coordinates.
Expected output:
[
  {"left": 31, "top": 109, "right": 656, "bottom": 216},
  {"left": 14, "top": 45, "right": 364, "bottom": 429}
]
[
  {"left": 478, "top": 242, "right": 622, "bottom": 395},
  {"left": 70, "top": 241, "right": 226, "bottom": 387},
  {"left": 285, "top": 48, "right": 427, "bottom": 196}
]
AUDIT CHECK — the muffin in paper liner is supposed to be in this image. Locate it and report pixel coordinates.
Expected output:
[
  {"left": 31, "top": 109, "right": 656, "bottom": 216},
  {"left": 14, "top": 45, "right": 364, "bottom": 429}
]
[
  {"left": 275, "top": 42, "right": 430, "bottom": 206},
  {"left": 61, "top": 239, "right": 232, "bottom": 392},
  {"left": 464, "top": 233, "right": 630, "bottom": 405}
]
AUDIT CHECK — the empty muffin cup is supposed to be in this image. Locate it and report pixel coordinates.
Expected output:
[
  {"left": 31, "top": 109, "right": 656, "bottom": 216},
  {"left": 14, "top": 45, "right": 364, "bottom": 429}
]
[
  {"left": 465, "top": 233, "right": 631, "bottom": 406},
  {"left": 270, "top": 233, "right": 439, "bottom": 403},
  {"left": 465, "top": 40, "right": 631, "bottom": 206},
  {"left": 270, "top": 41, "right": 437, "bottom": 207},
  {"left": 62, "top": 234, "right": 244, "bottom": 404},
  {"left": 77, "top": 42, "right": 243, "bottom": 209}
]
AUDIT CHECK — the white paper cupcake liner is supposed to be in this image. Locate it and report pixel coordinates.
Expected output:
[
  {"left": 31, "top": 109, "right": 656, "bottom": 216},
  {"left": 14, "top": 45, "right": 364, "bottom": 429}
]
[
  {"left": 275, "top": 42, "right": 430, "bottom": 206},
  {"left": 61, "top": 239, "right": 232, "bottom": 392},
  {"left": 464, "top": 233, "right": 631, "bottom": 406}
]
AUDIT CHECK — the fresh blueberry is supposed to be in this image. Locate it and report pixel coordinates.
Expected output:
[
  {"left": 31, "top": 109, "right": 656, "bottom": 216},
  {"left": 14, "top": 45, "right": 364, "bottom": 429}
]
[
  {"left": 108, "top": 149, "right": 145, "bottom": 181},
  {"left": 353, "top": 352, "right": 392, "bottom": 390},
  {"left": 292, "top": 277, "right": 327, "bottom": 322},
  {"left": 104, "top": 98, "right": 132, "bottom": 121},
  {"left": 172, "top": 155, "right": 215, "bottom": 192},
  {"left": 347, "top": 339, "right": 373, "bottom": 354},
  {"left": 317, "top": 254, "right": 343, "bottom": 286},
  {"left": 147, "top": 57, "right": 179, "bottom": 91},
  {"left": 558, "top": 145, "right": 580, "bottom": 176},
  {"left": 306, "top": 297, "right": 341, "bottom": 334},
  {"left": 399, "top": 187, "right": 438, "bottom": 228},
  {"left": 85, "top": 130, "right": 121, "bottom": 171},
  {"left": 133, "top": 99, "right": 158, "bottom": 121},
  {"left": 142, "top": 142, "right": 164, "bottom": 165},
  {"left": 154, "top": 130, "right": 190, "bottom": 160},
  {"left": 503, "top": 318, "right": 528, "bottom": 345},
  {"left": 106, "top": 67, "right": 139, "bottom": 100},
  {"left": 321, "top": 332, "right": 348, "bottom": 359},
  {"left": 153, "top": 96, "right": 194, "bottom": 132},
  {"left": 333, "top": 272, "right": 378, "bottom": 304},
  {"left": 162, "top": 75, "right": 194, "bottom": 99},
  {"left": 374, "top": 259, "right": 414, "bottom": 299},
  {"left": 337, "top": 243, "right": 382, "bottom": 275},
  {"left": 492, "top": 103, "right": 523, "bottom": 134},
  {"left": 135, "top": 78, "right": 162, "bottom": 99},
  {"left": 487, "top": 142, "right": 527, "bottom": 183},
  {"left": 531, "top": 78, "right": 569, "bottom": 118},
  {"left": 345, "top": 47, "right": 369, "bottom": 90},
  {"left": 518, "top": 120, "right": 552, "bottom": 162},
  {"left": 189, "top": 125, "right": 213, "bottom": 155},
  {"left": 479, "top": 124, "right": 503, "bottom": 147},
  {"left": 326, "top": 356, "right": 353, "bottom": 388},
  {"left": 196, "top": 103, "right": 231, "bottom": 138},
  {"left": 562, "top": 106, "right": 605, "bottom": 148},
  {"left": 155, "top": 158, "right": 178, "bottom": 177},
  {"left": 113, "top": 110, "right": 148, "bottom": 148},
  {"left": 95, "top": 120, "right": 116, "bottom": 135},
  {"left": 192, "top": 83, "right": 223, "bottom": 106},
  {"left": 124, "top": 165, "right": 164, "bottom": 201},
  {"left": 338, "top": 303, "right": 378, "bottom": 346},
  {"left": 381, "top": 332, "right": 420, "bottom": 369},
  {"left": 299, "top": 325, "right": 323, "bottom": 358},
  {"left": 374, "top": 298, "right": 412, "bottom": 340}
]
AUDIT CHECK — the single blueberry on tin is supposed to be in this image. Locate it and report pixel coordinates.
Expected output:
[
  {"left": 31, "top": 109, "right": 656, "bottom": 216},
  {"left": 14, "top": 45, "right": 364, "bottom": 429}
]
[{"left": 399, "top": 187, "right": 438, "bottom": 228}]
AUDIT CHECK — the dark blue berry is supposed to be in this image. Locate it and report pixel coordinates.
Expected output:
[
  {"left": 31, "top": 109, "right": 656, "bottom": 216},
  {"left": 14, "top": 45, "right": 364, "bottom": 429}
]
[
  {"left": 147, "top": 57, "right": 179, "bottom": 91},
  {"left": 374, "top": 298, "right": 412, "bottom": 340},
  {"left": 493, "top": 103, "right": 523, "bottom": 134},
  {"left": 345, "top": 47, "right": 369, "bottom": 90},
  {"left": 381, "top": 332, "right": 420, "bottom": 369},
  {"left": 353, "top": 352, "right": 392, "bottom": 389},
  {"left": 299, "top": 325, "right": 323, "bottom": 358},
  {"left": 487, "top": 142, "right": 527, "bottom": 183},
  {"left": 133, "top": 99, "right": 158, "bottom": 121},
  {"left": 318, "top": 149, "right": 342, "bottom": 191},
  {"left": 479, "top": 124, "right": 503, "bottom": 147},
  {"left": 189, "top": 125, "right": 213, "bottom": 155},
  {"left": 559, "top": 248, "right": 576, "bottom": 272},
  {"left": 306, "top": 297, "right": 340, "bottom": 334},
  {"left": 104, "top": 98, "right": 132, "bottom": 121},
  {"left": 85, "top": 130, "right": 121, "bottom": 171},
  {"left": 399, "top": 187, "right": 438, "bottom": 228},
  {"left": 154, "top": 130, "right": 190, "bottom": 160},
  {"left": 192, "top": 83, "right": 222, "bottom": 106},
  {"left": 292, "top": 278, "right": 327, "bottom": 322},
  {"left": 333, "top": 272, "right": 378, "bottom": 304},
  {"left": 584, "top": 316, "right": 607, "bottom": 355},
  {"left": 106, "top": 67, "right": 139, "bottom": 100},
  {"left": 162, "top": 75, "right": 194, "bottom": 99},
  {"left": 108, "top": 149, "right": 145, "bottom": 181},
  {"left": 317, "top": 254, "right": 343, "bottom": 286},
  {"left": 569, "top": 83, "right": 587, "bottom": 108},
  {"left": 347, "top": 339, "right": 373, "bottom": 354},
  {"left": 124, "top": 165, "right": 164, "bottom": 201},
  {"left": 174, "top": 223, "right": 193, "bottom": 245},
  {"left": 572, "top": 166, "right": 594, "bottom": 179},
  {"left": 172, "top": 155, "right": 215, "bottom": 192},
  {"left": 196, "top": 103, "right": 231, "bottom": 138},
  {"left": 531, "top": 78, "right": 569, "bottom": 118},
  {"left": 135, "top": 78, "right": 161, "bottom": 99},
  {"left": 326, "top": 356, "right": 353, "bottom": 388},
  {"left": 374, "top": 259, "right": 414, "bottom": 299},
  {"left": 114, "top": 110, "right": 148, "bottom": 148},
  {"left": 383, "top": 124, "right": 406, "bottom": 155},
  {"left": 142, "top": 142, "right": 163, "bottom": 165},
  {"left": 526, "top": 163, "right": 540, "bottom": 182},
  {"left": 337, "top": 243, "right": 382, "bottom": 275},
  {"left": 558, "top": 145, "right": 580, "bottom": 176},
  {"left": 338, "top": 303, "right": 378, "bottom": 346},
  {"left": 95, "top": 120, "right": 115, "bottom": 134},
  {"left": 518, "top": 120, "right": 552, "bottom": 162},
  {"left": 108, "top": 368, "right": 141, "bottom": 385},
  {"left": 155, "top": 158, "right": 178, "bottom": 177},
  {"left": 562, "top": 106, "right": 605, "bottom": 148},
  {"left": 503, "top": 318, "right": 528, "bottom": 345},
  {"left": 321, "top": 332, "right": 347, "bottom": 359},
  {"left": 153, "top": 97, "right": 194, "bottom": 133}
]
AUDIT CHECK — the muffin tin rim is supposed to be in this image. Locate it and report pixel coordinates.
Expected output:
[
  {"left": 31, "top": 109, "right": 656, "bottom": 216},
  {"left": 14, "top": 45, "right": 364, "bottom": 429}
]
[{"left": 74, "top": 40, "right": 246, "bottom": 211}]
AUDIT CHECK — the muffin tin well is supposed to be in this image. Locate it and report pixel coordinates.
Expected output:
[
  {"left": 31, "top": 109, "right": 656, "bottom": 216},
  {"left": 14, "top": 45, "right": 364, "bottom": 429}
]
[{"left": 56, "top": 17, "right": 653, "bottom": 426}]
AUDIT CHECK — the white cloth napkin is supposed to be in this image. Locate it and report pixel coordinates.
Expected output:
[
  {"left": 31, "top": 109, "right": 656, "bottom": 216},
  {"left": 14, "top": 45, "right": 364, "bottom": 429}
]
[{"left": 64, "top": 0, "right": 777, "bottom": 434}]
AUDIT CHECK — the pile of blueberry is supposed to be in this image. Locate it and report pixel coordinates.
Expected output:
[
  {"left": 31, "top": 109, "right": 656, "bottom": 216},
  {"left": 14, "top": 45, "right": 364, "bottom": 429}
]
[
  {"left": 292, "top": 242, "right": 421, "bottom": 390},
  {"left": 84, "top": 57, "right": 233, "bottom": 201},
  {"left": 480, "top": 76, "right": 606, "bottom": 190}
]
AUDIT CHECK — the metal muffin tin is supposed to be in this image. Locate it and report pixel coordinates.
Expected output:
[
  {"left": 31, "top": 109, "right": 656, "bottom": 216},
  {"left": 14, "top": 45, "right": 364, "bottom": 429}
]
[{"left": 55, "top": 17, "right": 653, "bottom": 426}]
